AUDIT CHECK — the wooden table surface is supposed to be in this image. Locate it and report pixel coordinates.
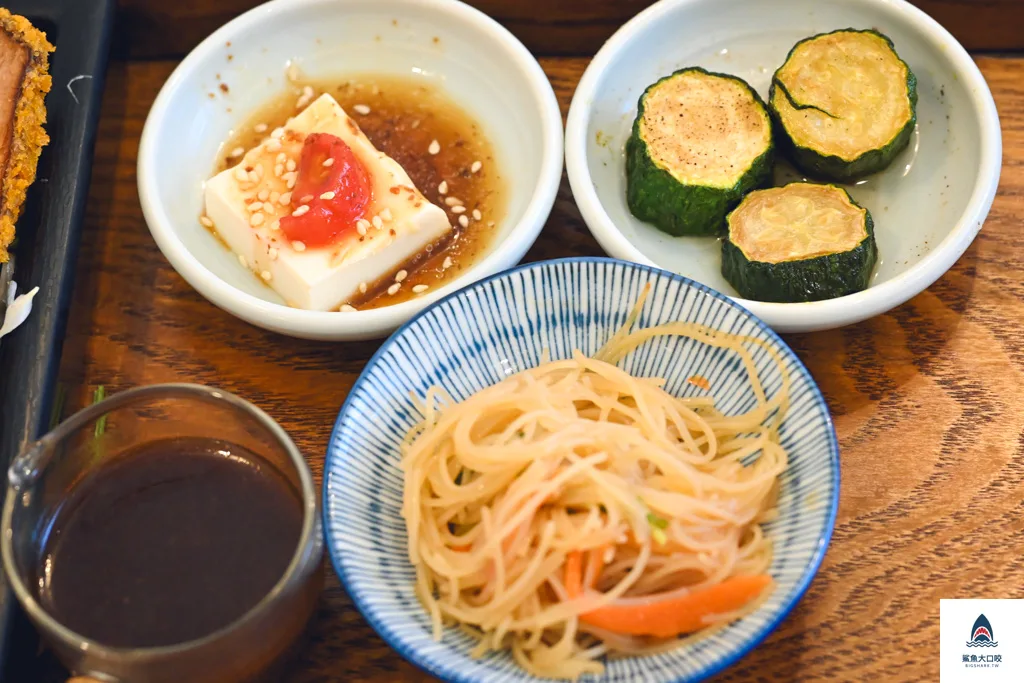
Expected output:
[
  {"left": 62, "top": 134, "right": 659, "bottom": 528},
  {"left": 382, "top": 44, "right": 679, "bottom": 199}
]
[{"left": 32, "top": 0, "right": 1024, "bottom": 681}]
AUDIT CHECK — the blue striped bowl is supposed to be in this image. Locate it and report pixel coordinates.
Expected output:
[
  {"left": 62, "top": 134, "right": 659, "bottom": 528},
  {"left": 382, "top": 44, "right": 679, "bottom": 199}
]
[{"left": 324, "top": 257, "right": 839, "bottom": 682}]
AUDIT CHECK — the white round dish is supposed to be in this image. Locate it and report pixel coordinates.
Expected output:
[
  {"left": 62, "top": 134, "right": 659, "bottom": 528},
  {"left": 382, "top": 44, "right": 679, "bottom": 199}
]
[
  {"left": 139, "top": 0, "right": 563, "bottom": 341},
  {"left": 565, "top": 0, "right": 1001, "bottom": 333}
]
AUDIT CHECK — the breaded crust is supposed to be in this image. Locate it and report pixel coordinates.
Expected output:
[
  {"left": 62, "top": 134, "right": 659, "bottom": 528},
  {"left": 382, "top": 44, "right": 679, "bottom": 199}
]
[{"left": 0, "top": 10, "right": 53, "bottom": 263}]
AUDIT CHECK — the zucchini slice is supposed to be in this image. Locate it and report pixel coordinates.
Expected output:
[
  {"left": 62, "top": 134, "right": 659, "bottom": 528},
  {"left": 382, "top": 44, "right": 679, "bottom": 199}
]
[
  {"left": 769, "top": 29, "right": 917, "bottom": 181},
  {"left": 626, "top": 67, "right": 773, "bottom": 236},
  {"left": 721, "top": 183, "right": 877, "bottom": 302}
]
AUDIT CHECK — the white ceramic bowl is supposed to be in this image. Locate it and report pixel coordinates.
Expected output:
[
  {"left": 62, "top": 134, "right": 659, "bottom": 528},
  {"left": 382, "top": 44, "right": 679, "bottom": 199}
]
[
  {"left": 139, "top": 0, "right": 563, "bottom": 341},
  {"left": 565, "top": 0, "right": 1001, "bottom": 333}
]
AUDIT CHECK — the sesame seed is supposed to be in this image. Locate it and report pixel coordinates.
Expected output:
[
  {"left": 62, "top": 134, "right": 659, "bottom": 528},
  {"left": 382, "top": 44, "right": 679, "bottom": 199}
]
[
  {"left": 257, "top": 189, "right": 270, "bottom": 201},
  {"left": 443, "top": 256, "right": 453, "bottom": 270},
  {"left": 357, "top": 218, "right": 371, "bottom": 231},
  {"left": 230, "top": 146, "right": 245, "bottom": 158},
  {"left": 451, "top": 205, "right": 466, "bottom": 214},
  {"left": 279, "top": 192, "right": 292, "bottom": 206},
  {"left": 303, "top": 85, "right": 314, "bottom": 98},
  {"left": 276, "top": 152, "right": 287, "bottom": 164},
  {"left": 238, "top": 254, "right": 248, "bottom": 268},
  {"left": 287, "top": 62, "right": 301, "bottom": 82},
  {"left": 472, "top": 209, "right": 482, "bottom": 221},
  {"left": 233, "top": 167, "right": 249, "bottom": 183},
  {"left": 292, "top": 240, "right": 306, "bottom": 252},
  {"left": 254, "top": 123, "right": 268, "bottom": 133},
  {"left": 250, "top": 201, "right": 264, "bottom": 213},
  {"left": 471, "top": 160, "right": 482, "bottom": 173},
  {"left": 380, "top": 208, "right": 393, "bottom": 221},
  {"left": 300, "top": 194, "right": 314, "bottom": 204},
  {"left": 322, "top": 158, "right": 335, "bottom": 167},
  {"left": 356, "top": 222, "right": 367, "bottom": 236},
  {"left": 271, "top": 220, "right": 280, "bottom": 231},
  {"left": 438, "top": 180, "right": 448, "bottom": 195},
  {"left": 271, "top": 127, "right": 285, "bottom": 139},
  {"left": 320, "top": 191, "right": 336, "bottom": 200},
  {"left": 458, "top": 215, "right": 469, "bottom": 228},
  {"left": 428, "top": 140, "right": 440, "bottom": 155},
  {"left": 372, "top": 215, "right": 383, "bottom": 229},
  {"left": 488, "top": 221, "right": 495, "bottom": 227},
  {"left": 359, "top": 282, "right": 368, "bottom": 294},
  {"left": 340, "top": 304, "right": 357, "bottom": 313},
  {"left": 200, "top": 216, "right": 214, "bottom": 228},
  {"left": 250, "top": 213, "right": 265, "bottom": 227},
  {"left": 247, "top": 170, "right": 260, "bottom": 184},
  {"left": 444, "top": 196, "right": 463, "bottom": 206},
  {"left": 413, "top": 284, "right": 429, "bottom": 294},
  {"left": 387, "top": 283, "right": 401, "bottom": 296},
  {"left": 292, "top": 205, "right": 310, "bottom": 217},
  {"left": 287, "top": 177, "right": 297, "bottom": 189},
  {"left": 411, "top": 119, "right": 420, "bottom": 129},
  {"left": 353, "top": 104, "right": 371, "bottom": 115},
  {"left": 274, "top": 164, "right": 284, "bottom": 177},
  {"left": 270, "top": 191, "right": 280, "bottom": 203},
  {"left": 260, "top": 270, "right": 272, "bottom": 281},
  {"left": 269, "top": 247, "right": 279, "bottom": 260},
  {"left": 286, "top": 159, "right": 297, "bottom": 172},
  {"left": 265, "top": 138, "right": 282, "bottom": 152},
  {"left": 395, "top": 270, "right": 408, "bottom": 283}
]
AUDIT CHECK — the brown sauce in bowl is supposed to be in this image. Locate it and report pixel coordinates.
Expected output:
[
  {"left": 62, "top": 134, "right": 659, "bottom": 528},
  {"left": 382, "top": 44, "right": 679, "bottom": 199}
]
[
  {"left": 216, "top": 74, "right": 507, "bottom": 310},
  {"left": 36, "top": 438, "right": 303, "bottom": 648}
]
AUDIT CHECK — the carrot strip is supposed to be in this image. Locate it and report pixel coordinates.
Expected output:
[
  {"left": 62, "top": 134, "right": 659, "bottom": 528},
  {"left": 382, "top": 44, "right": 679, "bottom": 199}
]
[
  {"left": 564, "top": 551, "right": 584, "bottom": 599},
  {"left": 579, "top": 575, "right": 771, "bottom": 638},
  {"left": 584, "top": 546, "right": 608, "bottom": 590}
]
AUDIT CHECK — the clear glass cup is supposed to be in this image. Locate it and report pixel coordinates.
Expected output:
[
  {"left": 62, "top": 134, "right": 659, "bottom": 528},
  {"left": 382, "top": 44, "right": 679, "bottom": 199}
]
[{"left": 1, "top": 384, "right": 323, "bottom": 683}]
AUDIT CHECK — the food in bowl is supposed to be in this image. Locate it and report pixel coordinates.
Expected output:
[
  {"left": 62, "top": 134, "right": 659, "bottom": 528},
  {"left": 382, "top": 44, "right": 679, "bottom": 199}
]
[
  {"left": 625, "top": 68, "right": 773, "bottom": 237},
  {"left": 0, "top": 9, "right": 52, "bottom": 264},
  {"left": 620, "top": 28, "right": 914, "bottom": 305},
  {"left": 202, "top": 74, "right": 505, "bottom": 312},
  {"left": 769, "top": 29, "right": 918, "bottom": 181},
  {"left": 722, "top": 183, "right": 877, "bottom": 302},
  {"left": 400, "top": 290, "right": 786, "bottom": 679}
]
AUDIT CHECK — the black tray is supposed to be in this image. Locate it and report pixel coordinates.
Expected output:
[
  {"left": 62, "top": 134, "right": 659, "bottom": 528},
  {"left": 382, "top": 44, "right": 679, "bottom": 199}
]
[{"left": 0, "top": 0, "right": 115, "bottom": 674}]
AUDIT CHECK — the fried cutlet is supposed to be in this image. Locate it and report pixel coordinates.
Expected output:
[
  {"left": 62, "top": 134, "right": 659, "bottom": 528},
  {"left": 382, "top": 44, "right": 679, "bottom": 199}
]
[{"left": 0, "top": 9, "right": 53, "bottom": 264}]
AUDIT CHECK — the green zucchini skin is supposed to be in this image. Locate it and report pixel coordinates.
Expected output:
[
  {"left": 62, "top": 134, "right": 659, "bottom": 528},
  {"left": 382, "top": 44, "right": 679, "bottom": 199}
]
[
  {"left": 769, "top": 29, "right": 918, "bottom": 182},
  {"left": 721, "top": 186, "right": 878, "bottom": 303},
  {"left": 626, "top": 67, "right": 774, "bottom": 237}
]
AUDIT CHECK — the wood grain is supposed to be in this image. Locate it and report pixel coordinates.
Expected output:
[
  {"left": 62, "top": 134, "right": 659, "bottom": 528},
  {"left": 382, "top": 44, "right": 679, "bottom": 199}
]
[
  {"left": 24, "top": 52, "right": 1020, "bottom": 681},
  {"left": 113, "top": 0, "right": 1024, "bottom": 58}
]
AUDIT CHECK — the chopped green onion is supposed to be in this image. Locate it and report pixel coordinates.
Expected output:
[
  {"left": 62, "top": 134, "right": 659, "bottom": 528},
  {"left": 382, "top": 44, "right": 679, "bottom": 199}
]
[
  {"left": 92, "top": 385, "right": 107, "bottom": 437},
  {"left": 646, "top": 512, "right": 669, "bottom": 530},
  {"left": 652, "top": 528, "right": 668, "bottom": 545}
]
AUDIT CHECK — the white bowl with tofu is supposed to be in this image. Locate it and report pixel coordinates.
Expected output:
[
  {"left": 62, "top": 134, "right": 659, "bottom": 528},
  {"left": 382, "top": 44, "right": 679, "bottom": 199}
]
[{"left": 138, "top": 0, "right": 563, "bottom": 341}]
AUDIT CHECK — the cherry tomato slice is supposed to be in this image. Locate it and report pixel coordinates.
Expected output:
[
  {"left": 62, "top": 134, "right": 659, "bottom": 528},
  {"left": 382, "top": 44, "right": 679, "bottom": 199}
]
[{"left": 279, "top": 133, "right": 372, "bottom": 248}]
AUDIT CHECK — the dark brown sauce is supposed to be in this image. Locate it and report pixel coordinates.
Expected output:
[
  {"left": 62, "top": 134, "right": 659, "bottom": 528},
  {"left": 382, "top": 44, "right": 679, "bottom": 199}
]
[
  {"left": 216, "top": 74, "right": 506, "bottom": 310},
  {"left": 36, "top": 438, "right": 303, "bottom": 648}
]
